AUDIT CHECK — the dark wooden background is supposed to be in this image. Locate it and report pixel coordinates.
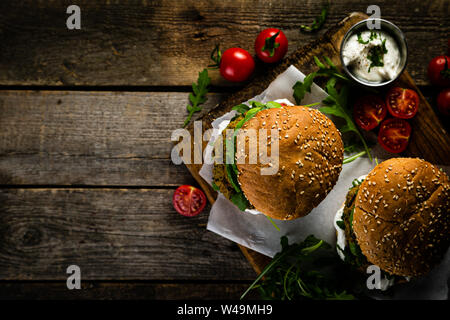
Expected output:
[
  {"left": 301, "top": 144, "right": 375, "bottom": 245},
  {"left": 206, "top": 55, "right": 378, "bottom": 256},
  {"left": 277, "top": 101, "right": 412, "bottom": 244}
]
[{"left": 0, "top": 0, "right": 448, "bottom": 299}]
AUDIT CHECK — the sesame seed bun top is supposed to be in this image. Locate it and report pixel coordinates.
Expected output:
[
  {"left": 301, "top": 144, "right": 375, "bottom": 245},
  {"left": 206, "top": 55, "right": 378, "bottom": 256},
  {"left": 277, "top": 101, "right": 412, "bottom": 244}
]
[
  {"left": 353, "top": 157, "right": 450, "bottom": 277},
  {"left": 235, "top": 105, "right": 344, "bottom": 220}
]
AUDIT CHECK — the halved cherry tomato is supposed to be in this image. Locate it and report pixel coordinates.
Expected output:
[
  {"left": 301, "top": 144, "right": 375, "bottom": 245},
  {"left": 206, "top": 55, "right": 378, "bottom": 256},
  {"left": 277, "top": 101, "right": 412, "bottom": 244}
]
[
  {"left": 353, "top": 95, "right": 387, "bottom": 131},
  {"left": 378, "top": 118, "right": 411, "bottom": 153},
  {"left": 254, "top": 28, "right": 288, "bottom": 63},
  {"left": 386, "top": 87, "right": 419, "bottom": 119},
  {"left": 173, "top": 185, "right": 206, "bottom": 217}
]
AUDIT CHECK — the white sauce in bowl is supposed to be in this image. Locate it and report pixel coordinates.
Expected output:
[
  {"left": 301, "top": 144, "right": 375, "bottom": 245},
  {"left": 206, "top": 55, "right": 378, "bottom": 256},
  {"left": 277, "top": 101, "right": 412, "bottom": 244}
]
[{"left": 342, "top": 30, "right": 401, "bottom": 83}]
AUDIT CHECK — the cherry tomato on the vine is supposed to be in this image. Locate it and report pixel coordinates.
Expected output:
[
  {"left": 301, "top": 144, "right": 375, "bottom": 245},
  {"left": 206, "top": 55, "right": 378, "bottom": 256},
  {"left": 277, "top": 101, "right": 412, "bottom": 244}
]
[{"left": 254, "top": 28, "right": 288, "bottom": 63}]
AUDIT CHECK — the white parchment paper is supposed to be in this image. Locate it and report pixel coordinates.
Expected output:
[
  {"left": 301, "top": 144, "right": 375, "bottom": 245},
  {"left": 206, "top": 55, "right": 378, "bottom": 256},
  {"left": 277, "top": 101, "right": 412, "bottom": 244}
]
[{"left": 198, "top": 65, "right": 449, "bottom": 299}]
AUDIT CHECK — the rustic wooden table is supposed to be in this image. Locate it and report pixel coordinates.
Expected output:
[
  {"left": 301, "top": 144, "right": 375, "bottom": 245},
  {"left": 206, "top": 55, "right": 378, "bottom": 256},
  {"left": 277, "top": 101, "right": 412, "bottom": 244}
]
[{"left": 0, "top": 0, "right": 448, "bottom": 299}]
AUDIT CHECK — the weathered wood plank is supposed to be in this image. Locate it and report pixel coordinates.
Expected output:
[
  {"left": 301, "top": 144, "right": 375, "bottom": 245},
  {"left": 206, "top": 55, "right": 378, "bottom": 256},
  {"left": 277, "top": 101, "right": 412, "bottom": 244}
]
[
  {"left": 184, "top": 11, "right": 450, "bottom": 278},
  {"left": 0, "top": 188, "right": 256, "bottom": 280},
  {"left": 0, "top": 281, "right": 257, "bottom": 300},
  {"left": 0, "top": 0, "right": 448, "bottom": 86},
  {"left": 0, "top": 90, "right": 224, "bottom": 186}
]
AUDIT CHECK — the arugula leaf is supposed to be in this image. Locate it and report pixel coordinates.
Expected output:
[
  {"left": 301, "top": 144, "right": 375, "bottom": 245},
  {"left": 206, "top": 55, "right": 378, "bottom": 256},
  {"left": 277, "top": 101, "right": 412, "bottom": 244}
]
[
  {"left": 300, "top": 2, "right": 329, "bottom": 32},
  {"left": 293, "top": 57, "right": 349, "bottom": 104},
  {"left": 293, "top": 72, "right": 317, "bottom": 104},
  {"left": 231, "top": 192, "right": 249, "bottom": 211},
  {"left": 292, "top": 56, "right": 372, "bottom": 161},
  {"left": 343, "top": 150, "right": 367, "bottom": 164},
  {"left": 320, "top": 83, "right": 372, "bottom": 161},
  {"left": 232, "top": 104, "right": 250, "bottom": 115},
  {"left": 241, "top": 235, "right": 358, "bottom": 300},
  {"left": 208, "top": 44, "right": 222, "bottom": 69},
  {"left": 183, "top": 69, "right": 211, "bottom": 127},
  {"left": 336, "top": 220, "right": 345, "bottom": 230}
]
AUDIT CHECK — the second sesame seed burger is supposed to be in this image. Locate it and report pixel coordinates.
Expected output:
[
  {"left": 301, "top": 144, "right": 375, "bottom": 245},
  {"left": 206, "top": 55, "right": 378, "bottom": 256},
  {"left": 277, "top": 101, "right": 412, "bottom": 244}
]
[
  {"left": 335, "top": 157, "right": 450, "bottom": 279},
  {"left": 212, "top": 102, "right": 344, "bottom": 220}
]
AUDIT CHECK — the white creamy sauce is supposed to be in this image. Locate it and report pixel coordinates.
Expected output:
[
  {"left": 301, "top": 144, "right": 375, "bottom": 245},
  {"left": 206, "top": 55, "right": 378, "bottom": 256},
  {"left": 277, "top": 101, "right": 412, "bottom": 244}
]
[{"left": 342, "top": 30, "right": 401, "bottom": 82}]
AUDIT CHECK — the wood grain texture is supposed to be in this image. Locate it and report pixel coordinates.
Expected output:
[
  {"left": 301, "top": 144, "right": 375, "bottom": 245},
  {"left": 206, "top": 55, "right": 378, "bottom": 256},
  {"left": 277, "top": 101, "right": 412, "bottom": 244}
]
[
  {"left": 0, "top": 90, "right": 225, "bottom": 186},
  {"left": 0, "top": 188, "right": 256, "bottom": 280},
  {"left": 184, "top": 12, "right": 450, "bottom": 276},
  {"left": 0, "top": 0, "right": 448, "bottom": 86},
  {"left": 0, "top": 281, "right": 258, "bottom": 300}
]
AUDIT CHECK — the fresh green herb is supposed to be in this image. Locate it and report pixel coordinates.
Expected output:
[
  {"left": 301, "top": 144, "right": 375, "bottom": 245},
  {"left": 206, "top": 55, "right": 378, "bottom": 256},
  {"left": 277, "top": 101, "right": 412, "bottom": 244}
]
[
  {"left": 356, "top": 32, "right": 369, "bottom": 44},
  {"left": 370, "top": 32, "right": 378, "bottom": 41},
  {"left": 336, "top": 220, "right": 345, "bottom": 230},
  {"left": 266, "top": 216, "right": 280, "bottom": 232},
  {"left": 262, "top": 31, "right": 280, "bottom": 57},
  {"left": 351, "top": 177, "right": 364, "bottom": 188},
  {"left": 343, "top": 150, "right": 367, "bottom": 164},
  {"left": 344, "top": 143, "right": 361, "bottom": 154},
  {"left": 183, "top": 69, "right": 211, "bottom": 128},
  {"left": 367, "top": 38, "right": 388, "bottom": 72},
  {"left": 208, "top": 44, "right": 222, "bottom": 69},
  {"left": 292, "top": 56, "right": 372, "bottom": 161},
  {"left": 241, "top": 235, "right": 357, "bottom": 300},
  {"left": 300, "top": 2, "right": 330, "bottom": 32},
  {"left": 348, "top": 207, "right": 355, "bottom": 231},
  {"left": 232, "top": 104, "right": 250, "bottom": 115},
  {"left": 320, "top": 78, "right": 372, "bottom": 161},
  {"left": 358, "top": 31, "right": 379, "bottom": 44},
  {"left": 293, "top": 56, "right": 349, "bottom": 103},
  {"left": 230, "top": 192, "right": 249, "bottom": 211},
  {"left": 211, "top": 181, "right": 220, "bottom": 192}
]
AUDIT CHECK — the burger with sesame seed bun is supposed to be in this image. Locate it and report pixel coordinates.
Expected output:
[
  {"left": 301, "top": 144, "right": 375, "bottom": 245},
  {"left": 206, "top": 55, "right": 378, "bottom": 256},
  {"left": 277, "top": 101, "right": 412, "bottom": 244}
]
[
  {"left": 335, "top": 157, "right": 450, "bottom": 284},
  {"left": 212, "top": 101, "right": 344, "bottom": 220}
]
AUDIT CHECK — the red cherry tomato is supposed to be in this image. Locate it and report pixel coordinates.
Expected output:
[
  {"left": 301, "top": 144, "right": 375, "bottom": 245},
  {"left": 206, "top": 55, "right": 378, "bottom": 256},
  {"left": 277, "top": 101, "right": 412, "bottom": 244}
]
[
  {"left": 173, "top": 185, "right": 206, "bottom": 217},
  {"left": 219, "top": 48, "right": 255, "bottom": 82},
  {"left": 386, "top": 87, "right": 419, "bottom": 119},
  {"left": 437, "top": 88, "right": 450, "bottom": 117},
  {"left": 378, "top": 118, "right": 411, "bottom": 153},
  {"left": 353, "top": 95, "right": 387, "bottom": 131},
  {"left": 427, "top": 55, "right": 450, "bottom": 86},
  {"left": 254, "top": 28, "right": 288, "bottom": 63}
]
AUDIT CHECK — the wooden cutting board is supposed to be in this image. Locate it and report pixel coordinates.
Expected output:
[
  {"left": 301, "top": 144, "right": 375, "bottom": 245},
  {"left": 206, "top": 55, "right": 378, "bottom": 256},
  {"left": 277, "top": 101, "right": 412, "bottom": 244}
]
[{"left": 184, "top": 12, "right": 450, "bottom": 275}]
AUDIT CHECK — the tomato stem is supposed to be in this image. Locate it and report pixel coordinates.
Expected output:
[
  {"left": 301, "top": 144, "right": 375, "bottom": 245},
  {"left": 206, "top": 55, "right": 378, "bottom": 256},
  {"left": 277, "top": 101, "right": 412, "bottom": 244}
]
[{"left": 262, "top": 31, "right": 280, "bottom": 57}]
